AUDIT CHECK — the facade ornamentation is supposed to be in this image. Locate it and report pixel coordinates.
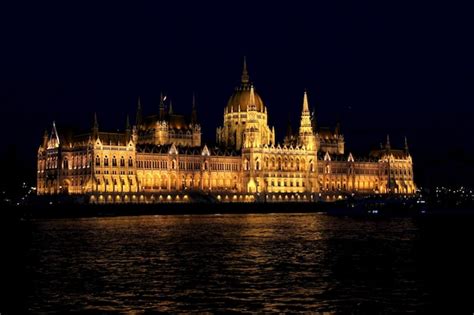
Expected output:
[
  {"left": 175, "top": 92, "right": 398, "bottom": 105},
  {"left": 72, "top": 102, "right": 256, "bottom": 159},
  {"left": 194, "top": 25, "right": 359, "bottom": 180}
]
[{"left": 37, "top": 59, "right": 416, "bottom": 203}]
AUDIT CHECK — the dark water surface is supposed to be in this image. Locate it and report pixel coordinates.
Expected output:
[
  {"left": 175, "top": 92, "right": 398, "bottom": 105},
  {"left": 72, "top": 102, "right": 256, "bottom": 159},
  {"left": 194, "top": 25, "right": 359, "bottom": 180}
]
[{"left": 3, "top": 213, "right": 474, "bottom": 313}]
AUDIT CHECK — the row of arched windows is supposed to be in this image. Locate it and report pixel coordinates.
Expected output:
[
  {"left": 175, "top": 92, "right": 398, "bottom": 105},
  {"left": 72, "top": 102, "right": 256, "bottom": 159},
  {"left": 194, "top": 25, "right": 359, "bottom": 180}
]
[
  {"left": 95, "top": 155, "right": 133, "bottom": 167},
  {"left": 243, "top": 158, "right": 315, "bottom": 172}
]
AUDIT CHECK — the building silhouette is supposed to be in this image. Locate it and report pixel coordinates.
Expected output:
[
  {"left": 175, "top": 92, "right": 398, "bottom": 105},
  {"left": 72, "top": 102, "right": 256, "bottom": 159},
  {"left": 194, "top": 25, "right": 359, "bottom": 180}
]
[{"left": 37, "top": 59, "right": 415, "bottom": 203}]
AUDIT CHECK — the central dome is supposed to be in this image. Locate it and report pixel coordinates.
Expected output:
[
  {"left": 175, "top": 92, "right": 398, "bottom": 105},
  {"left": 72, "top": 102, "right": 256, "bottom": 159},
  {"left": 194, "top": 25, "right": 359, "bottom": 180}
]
[
  {"left": 226, "top": 57, "right": 266, "bottom": 113},
  {"left": 226, "top": 86, "right": 265, "bottom": 113}
]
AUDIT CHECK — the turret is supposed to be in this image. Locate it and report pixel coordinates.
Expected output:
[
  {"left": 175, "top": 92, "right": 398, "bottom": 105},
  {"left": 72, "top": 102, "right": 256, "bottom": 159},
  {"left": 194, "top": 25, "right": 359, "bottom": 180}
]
[{"left": 243, "top": 85, "right": 260, "bottom": 148}]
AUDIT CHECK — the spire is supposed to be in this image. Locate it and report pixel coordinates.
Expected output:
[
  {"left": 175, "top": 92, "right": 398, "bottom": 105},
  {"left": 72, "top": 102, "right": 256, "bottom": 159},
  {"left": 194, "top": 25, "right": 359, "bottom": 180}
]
[
  {"left": 404, "top": 136, "right": 409, "bottom": 153},
  {"left": 299, "top": 90, "right": 312, "bottom": 134},
  {"left": 385, "top": 134, "right": 391, "bottom": 150},
  {"left": 241, "top": 56, "right": 249, "bottom": 84},
  {"left": 303, "top": 90, "right": 309, "bottom": 113},
  {"left": 125, "top": 115, "right": 131, "bottom": 141},
  {"left": 335, "top": 122, "right": 341, "bottom": 135},
  {"left": 249, "top": 84, "right": 256, "bottom": 110},
  {"left": 191, "top": 92, "right": 198, "bottom": 124},
  {"left": 42, "top": 129, "right": 48, "bottom": 148},
  {"left": 126, "top": 115, "right": 131, "bottom": 130},
  {"left": 136, "top": 96, "right": 142, "bottom": 126},
  {"left": 159, "top": 92, "right": 165, "bottom": 120},
  {"left": 92, "top": 112, "right": 99, "bottom": 138},
  {"left": 50, "top": 121, "right": 60, "bottom": 148},
  {"left": 168, "top": 100, "right": 173, "bottom": 115},
  {"left": 94, "top": 112, "right": 99, "bottom": 129}
]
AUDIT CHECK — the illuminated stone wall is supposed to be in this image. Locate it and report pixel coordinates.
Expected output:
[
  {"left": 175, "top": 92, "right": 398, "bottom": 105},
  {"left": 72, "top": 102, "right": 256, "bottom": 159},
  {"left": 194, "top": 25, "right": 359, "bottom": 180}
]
[{"left": 36, "top": 59, "right": 416, "bottom": 202}]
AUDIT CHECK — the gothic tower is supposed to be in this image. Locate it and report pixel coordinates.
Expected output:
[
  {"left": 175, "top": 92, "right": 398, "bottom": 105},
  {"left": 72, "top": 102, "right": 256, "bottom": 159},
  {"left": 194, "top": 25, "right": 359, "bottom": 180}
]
[{"left": 298, "top": 91, "right": 316, "bottom": 150}]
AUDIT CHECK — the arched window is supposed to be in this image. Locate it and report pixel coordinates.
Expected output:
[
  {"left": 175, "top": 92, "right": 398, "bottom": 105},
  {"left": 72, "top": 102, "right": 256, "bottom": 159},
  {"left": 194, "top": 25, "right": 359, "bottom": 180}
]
[
  {"left": 120, "top": 156, "right": 125, "bottom": 167},
  {"left": 63, "top": 158, "right": 69, "bottom": 169},
  {"left": 112, "top": 156, "right": 117, "bottom": 167},
  {"left": 104, "top": 156, "right": 109, "bottom": 167},
  {"left": 128, "top": 156, "right": 133, "bottom": 167}
]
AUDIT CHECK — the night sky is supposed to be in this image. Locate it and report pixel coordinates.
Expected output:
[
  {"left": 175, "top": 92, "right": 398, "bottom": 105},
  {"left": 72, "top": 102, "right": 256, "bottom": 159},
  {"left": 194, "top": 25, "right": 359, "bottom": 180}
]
[{"left": 0, "top": 1, "right": 473, "bottom": 188}]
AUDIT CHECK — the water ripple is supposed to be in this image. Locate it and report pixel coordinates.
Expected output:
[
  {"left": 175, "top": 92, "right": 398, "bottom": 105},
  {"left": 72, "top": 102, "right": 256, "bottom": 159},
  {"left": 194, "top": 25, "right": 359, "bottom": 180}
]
[{"left": 23, "top": 213, "right": 434, "bottom": 313}]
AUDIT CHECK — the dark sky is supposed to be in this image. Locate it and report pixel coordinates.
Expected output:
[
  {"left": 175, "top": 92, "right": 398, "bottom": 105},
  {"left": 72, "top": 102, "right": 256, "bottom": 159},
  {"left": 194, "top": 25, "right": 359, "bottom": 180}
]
[{"left": 1, "top": 1, "right": 473, "bottom": 187}]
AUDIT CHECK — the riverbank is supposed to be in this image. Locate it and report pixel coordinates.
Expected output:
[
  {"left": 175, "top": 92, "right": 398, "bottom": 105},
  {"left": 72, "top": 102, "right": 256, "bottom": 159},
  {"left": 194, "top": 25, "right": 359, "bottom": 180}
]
[{"left": 4, "top": 200, "right": 468, "bottom": 220}]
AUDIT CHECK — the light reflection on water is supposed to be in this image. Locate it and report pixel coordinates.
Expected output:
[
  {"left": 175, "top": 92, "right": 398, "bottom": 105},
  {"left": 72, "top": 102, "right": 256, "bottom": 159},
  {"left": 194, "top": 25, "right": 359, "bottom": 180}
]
[{"left": 26, "top": 213, "right": 427, "bottom": 313}]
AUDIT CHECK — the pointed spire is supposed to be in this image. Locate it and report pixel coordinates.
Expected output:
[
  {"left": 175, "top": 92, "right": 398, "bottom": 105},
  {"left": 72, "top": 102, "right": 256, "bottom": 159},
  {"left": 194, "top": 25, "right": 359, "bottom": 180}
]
[
  {"left": 93, "top": 112, "right": 99, "bottom": 129},
  {"left": 125, "top": 115, "right": 131, "bottom": 141},
  {"left": 241, "top": 56, "right": 249, "bottom": 84},
  {"left": 249, "top": 84, "right": 256, "bottom": 110},
  {"left": 92, "top": 112, "right": 99, "bottom": 138},
  {"left": 303, "top": 90, "right": 309, "bottom": 113},
  {"left": 385, "top": 134, "right": 391, "bottom": 150},
  {"left": 168, "top": 100, "right": 173, "bottom": 115},
  {"left": 42, "top": 129, "right": 49, "bottom": 148},
  {"left": 50, "top": 121, "right": 60, "bottom": 148},
  {"left": 335, "top": 122, "right": 341, "bottom": 135},
  {"left": 136, "top": 97, "right": 142, "bottom": 126},
  {"left": 126, "top": 115, "right": 131, "bottom": 130},
  {"left": 404, "top": 136, "right": 409, "bottom": 153},
  {"left": 191, "top": 92, "right": 198, "bottom": 125},
  {"left": 159, "top": 92, "right": 165, "bottom": 120}
]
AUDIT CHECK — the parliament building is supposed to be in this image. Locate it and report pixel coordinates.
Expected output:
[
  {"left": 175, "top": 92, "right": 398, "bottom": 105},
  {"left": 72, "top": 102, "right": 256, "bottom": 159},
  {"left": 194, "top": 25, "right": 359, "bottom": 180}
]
[{"left": 37, "top": 59, "right": 416, "bottom": 203}]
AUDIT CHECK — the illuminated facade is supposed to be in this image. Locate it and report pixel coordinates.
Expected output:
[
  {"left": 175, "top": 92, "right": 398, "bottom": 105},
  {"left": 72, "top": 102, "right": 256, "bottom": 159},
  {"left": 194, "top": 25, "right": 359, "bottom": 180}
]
[{"left": 37, "top": 59, "right": 416, "bottom": 203}]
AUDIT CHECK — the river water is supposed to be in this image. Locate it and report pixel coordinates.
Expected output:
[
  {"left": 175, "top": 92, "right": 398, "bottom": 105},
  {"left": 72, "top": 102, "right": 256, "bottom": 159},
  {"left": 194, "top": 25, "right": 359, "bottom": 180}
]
[{"left": 3, "top": 213, "right": 474, "bottom": 313}]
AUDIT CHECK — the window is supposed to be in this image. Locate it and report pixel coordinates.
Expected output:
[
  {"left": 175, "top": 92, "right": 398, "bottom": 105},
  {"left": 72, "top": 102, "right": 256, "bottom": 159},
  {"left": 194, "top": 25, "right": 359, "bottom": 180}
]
[
  {"left": 120, "top": 156, "right": 125, "bottom": 167},
  {"left": 104, "top": 156, "right": 109, "bottom": 167},
  {"left": 128, "top": 156, "right": 133, "bottom": 167},
  {"left": 112, "top": 156, "right": 117, "bottom": 167}
]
